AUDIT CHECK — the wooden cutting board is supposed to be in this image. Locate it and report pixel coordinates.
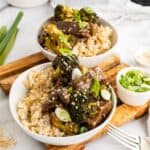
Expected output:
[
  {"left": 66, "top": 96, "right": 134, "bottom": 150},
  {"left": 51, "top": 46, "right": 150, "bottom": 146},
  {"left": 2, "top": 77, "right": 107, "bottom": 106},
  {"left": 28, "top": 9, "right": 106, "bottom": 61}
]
[{"left": 0, "top": 52, "right": 149, "bottom": 150}]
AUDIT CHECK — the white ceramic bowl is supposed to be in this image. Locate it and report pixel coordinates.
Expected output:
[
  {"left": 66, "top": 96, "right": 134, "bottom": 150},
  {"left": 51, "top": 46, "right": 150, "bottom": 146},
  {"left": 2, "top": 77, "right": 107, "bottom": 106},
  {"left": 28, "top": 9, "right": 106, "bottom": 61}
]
[
  {"left": 9, "top": 63, "right": 117, "bottom": 145},
  {"left": 6, "top": 0, "right": 48, "bottom": 8},
  {"left": 134, "top": 49, "right": 150, "bottom": 69},
  {"left": 37, "top": 17, "right": 118, "bottom": 67},
  {"left": 116, "top": 67, "right": 150, "bottom": 106}
]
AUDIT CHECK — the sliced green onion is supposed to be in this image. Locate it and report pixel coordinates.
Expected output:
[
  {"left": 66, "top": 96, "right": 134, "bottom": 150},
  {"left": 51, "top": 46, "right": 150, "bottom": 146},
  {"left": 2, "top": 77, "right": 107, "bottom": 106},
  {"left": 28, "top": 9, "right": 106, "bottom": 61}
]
[
  {"left": 143, "top": 77, "right": 150, "bottom": 85},
  {"left": 72, "top": 68, "right": 82, "bottom": 80},
  {"left": 78, "top": 21, "right": 88, "bottom": 29},
  {"left": 58, "top": 34, "right": 70, "bottom": 47},
  {"left": 59, "top": 48, "right": 73, "bottom": 56},
  {"left": 74, "top": 10, "right": 81, "bottom": 22},
  {"left": 55, "top": 107, "right": 72, "bottom": 122},
  {"left": 119, "top": 70, "right": 150, "bottom": 92},
  {"left": 90, "top": 79, "right": 100, "bottom": 97},
  {"left": 101, "top": 88, "right": 111, "bottom": 101},
  {"left": 0, "top": 25, "right": 7, "bottom": 42},
  {"left": 0, "top": 28, "right": 18, "bottom": 65},
  {"left": 83, "top": 7, "right": 94, "bottom": 14},
  {"left": 136, "top": 84, "right": 150, "bottom": 92},
  {"left": 79, "top": 126, "right": 88, "bottom": 133},
  {"left": 0, "top": 11, "right": 23, "bottom": 55},
  {"left": 67, "top": 86, "right": 73, "bottom": 93}
]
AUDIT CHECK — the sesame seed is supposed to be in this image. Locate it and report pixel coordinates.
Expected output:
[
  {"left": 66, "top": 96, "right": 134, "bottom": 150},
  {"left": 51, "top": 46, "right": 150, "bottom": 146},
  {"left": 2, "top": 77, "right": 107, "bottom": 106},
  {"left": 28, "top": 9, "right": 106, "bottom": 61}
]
[
  {"left": 71, "top": 102, "right": 75, "bottom": 105},
  {"left": 74, "top": 94, "right": 77, "bottom": 97},
  {"left": 75, "top": 106, "right": 78, "bottom": 109}
]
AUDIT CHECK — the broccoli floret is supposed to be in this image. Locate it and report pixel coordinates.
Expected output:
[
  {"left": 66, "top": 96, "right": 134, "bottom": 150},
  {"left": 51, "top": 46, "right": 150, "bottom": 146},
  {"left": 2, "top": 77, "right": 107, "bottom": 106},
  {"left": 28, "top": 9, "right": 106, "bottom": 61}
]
[
  {"left": 54, "top": 5, "right": 100, "bottom": 24},
  {"left": 52, "top": 54, "right": 79, "bottom": 85},
  {"left": 69, "top": 90, "right": 100, "bottom": 124},
  {"left": 54, "top": 5, "right": 63, "bottom": 20},
  {"left": 51, "top": 113, "right": 79, "bottom": 135},
  {"left": 43, "top": 24, "right": 73, "bottom": 53},
  {"left": 79, "top": 7, "right": 100, "bottom": 24},
  {"left": 54, "top": 5, "right": 75, "bottom": 21}
]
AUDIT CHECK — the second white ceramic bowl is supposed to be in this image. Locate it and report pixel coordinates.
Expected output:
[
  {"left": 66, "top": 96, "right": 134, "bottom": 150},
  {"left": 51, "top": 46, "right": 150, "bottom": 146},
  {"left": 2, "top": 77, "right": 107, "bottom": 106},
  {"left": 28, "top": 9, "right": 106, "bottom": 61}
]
[
  {"left": 9, "top": 63, "right": 117, "bottom": 145},
  {"left": 116, "top": 67, "right": 150, "bottom": 106},
  {"left": 37, "top": 17, "right": 118, "bottom": 67},
  {"left": 134, "top": 49, "right": 150, "bottom": 69}
]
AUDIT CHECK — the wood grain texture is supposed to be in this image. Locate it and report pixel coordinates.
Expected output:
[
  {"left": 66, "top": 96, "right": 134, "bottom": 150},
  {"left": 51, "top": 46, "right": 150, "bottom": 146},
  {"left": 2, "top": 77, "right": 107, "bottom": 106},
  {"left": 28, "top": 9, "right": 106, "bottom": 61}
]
[
  {"left": 0, "top": 74, "right": 19, "bottom": 94},
  {"left": 104, "top": 63, "right": 128, "bottom": 81},
  {"left": 0, "top": 52, "right": 48, "bottom": 80},
  {"left": 97, "top": 55, "right": 120, "bottom": 71},
  {"left": 46, "top": 143, "right": 85, "bottom": 150}
]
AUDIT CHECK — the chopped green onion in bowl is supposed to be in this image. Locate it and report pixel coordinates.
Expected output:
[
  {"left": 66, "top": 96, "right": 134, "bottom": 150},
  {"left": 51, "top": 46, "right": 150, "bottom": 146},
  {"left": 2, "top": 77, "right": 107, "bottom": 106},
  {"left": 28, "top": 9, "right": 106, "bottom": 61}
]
[
  {"left": 55, "top": 107, "right": 72, "bottom": 122},
  {"left": 101, "top": 88, "right": 111, "bottom": 101},
  {"left": 82, "top": 7, "right": 94, "bottom": 14},
  {"left": 59, "top": 48, "right": 72, "bottom": 56},
  {"left": 119, "top": 70, "right": 150, "bottom": 92},
  {"left": 90, "top": 79, "right": 100, "bottom": 97},
  {"left": 79, "top": 126, "right": 88, "bottom": 133}
]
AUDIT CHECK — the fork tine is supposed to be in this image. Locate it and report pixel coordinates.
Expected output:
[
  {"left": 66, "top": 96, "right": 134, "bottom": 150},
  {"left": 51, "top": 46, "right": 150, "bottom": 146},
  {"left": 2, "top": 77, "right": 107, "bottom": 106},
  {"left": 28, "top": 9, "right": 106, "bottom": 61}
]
[
  {"left": 109, "top": 124, "right": 139, "bottom": 143},
  {"left": 109, "top": 126, "right": 139, "bottom": 144},
  {"left": 107, "top": 131, "right": 138, "bottom": 150},
  {"left": 108, "top": 129, "right": 139, "bottom": 149}
]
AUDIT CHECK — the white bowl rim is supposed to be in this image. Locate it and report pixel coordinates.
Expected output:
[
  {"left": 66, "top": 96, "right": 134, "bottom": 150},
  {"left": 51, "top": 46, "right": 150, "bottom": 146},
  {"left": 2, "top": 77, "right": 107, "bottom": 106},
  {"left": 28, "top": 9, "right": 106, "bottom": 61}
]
[
  {"left": 36, "top": 15, "right": 118, "bottom": 59},
  {"left": 116, "top": 66, "right": 150, "bottom": 95},
  {"left": 9, "top": 62, "right": 117, "bottom": 142}
]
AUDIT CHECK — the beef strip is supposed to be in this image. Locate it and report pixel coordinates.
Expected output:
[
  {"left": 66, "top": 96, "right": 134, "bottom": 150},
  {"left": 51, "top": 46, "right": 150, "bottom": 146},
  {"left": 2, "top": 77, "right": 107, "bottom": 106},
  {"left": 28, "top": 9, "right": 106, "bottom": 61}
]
[
  {"left": 73, "top": 72, "right": 93, "bottom": 90},
  {"left": 73, "top": 66, "right": 105, "bottom": 90},
  {"left": 89, "top": 66, "right": 105, "bottom": 81},
  {"left": 87, "top": 100, "right": 113, "bottom": 128},
  {"left": 52, "top": 21, "right": 91, "bottom": 38},
  {"left": 42, "top": 86, "right": 70, "bottom": 114},
  {"left": 38, "top": 30, "right": 48, "bottom": 46},
  {"left": 89, "top": 23, "right": 99, "bottom": 36},
  {"left": 42, "top": 102, "right": 57, "bottom": 114},
  {"left": 49, "top": 86, "right": 70, "bottom": 105}
]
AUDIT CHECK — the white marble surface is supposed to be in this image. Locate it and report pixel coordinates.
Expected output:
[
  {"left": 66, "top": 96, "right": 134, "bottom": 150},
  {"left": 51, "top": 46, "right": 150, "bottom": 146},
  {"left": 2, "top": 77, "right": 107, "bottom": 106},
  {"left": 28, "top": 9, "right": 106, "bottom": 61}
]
[{"left": 0, "top": 0, "right": 150, "bottom": 150}]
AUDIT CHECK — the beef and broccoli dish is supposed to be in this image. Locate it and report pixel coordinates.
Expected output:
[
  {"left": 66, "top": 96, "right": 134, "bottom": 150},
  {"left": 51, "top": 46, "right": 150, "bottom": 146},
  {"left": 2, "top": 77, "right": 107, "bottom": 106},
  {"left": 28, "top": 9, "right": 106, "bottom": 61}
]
[
  {"left": 38, "top": 5, "right": 113, "bottom": 57},
  {"left": 17, "top": 53, "right": 114, "bottom": 136}
]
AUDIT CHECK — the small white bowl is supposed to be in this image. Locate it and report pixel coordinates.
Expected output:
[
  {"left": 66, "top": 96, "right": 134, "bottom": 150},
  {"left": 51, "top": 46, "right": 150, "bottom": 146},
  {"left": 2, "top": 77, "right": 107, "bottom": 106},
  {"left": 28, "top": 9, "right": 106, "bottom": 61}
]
[
  {"left": 6, "top": 0, "right": 48, "bottom": 8},
  {"left": 134, "top": 49, "right": 150, "bottom": 69},
  {"left": 116, "top": 67, "right": 150, "bottom": 106},
  {"left": 9, "top": 63, "right": 117, "bottom": 145},
  {"left": 37, "top": 17, "right": 118, "bottom": 67}
]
